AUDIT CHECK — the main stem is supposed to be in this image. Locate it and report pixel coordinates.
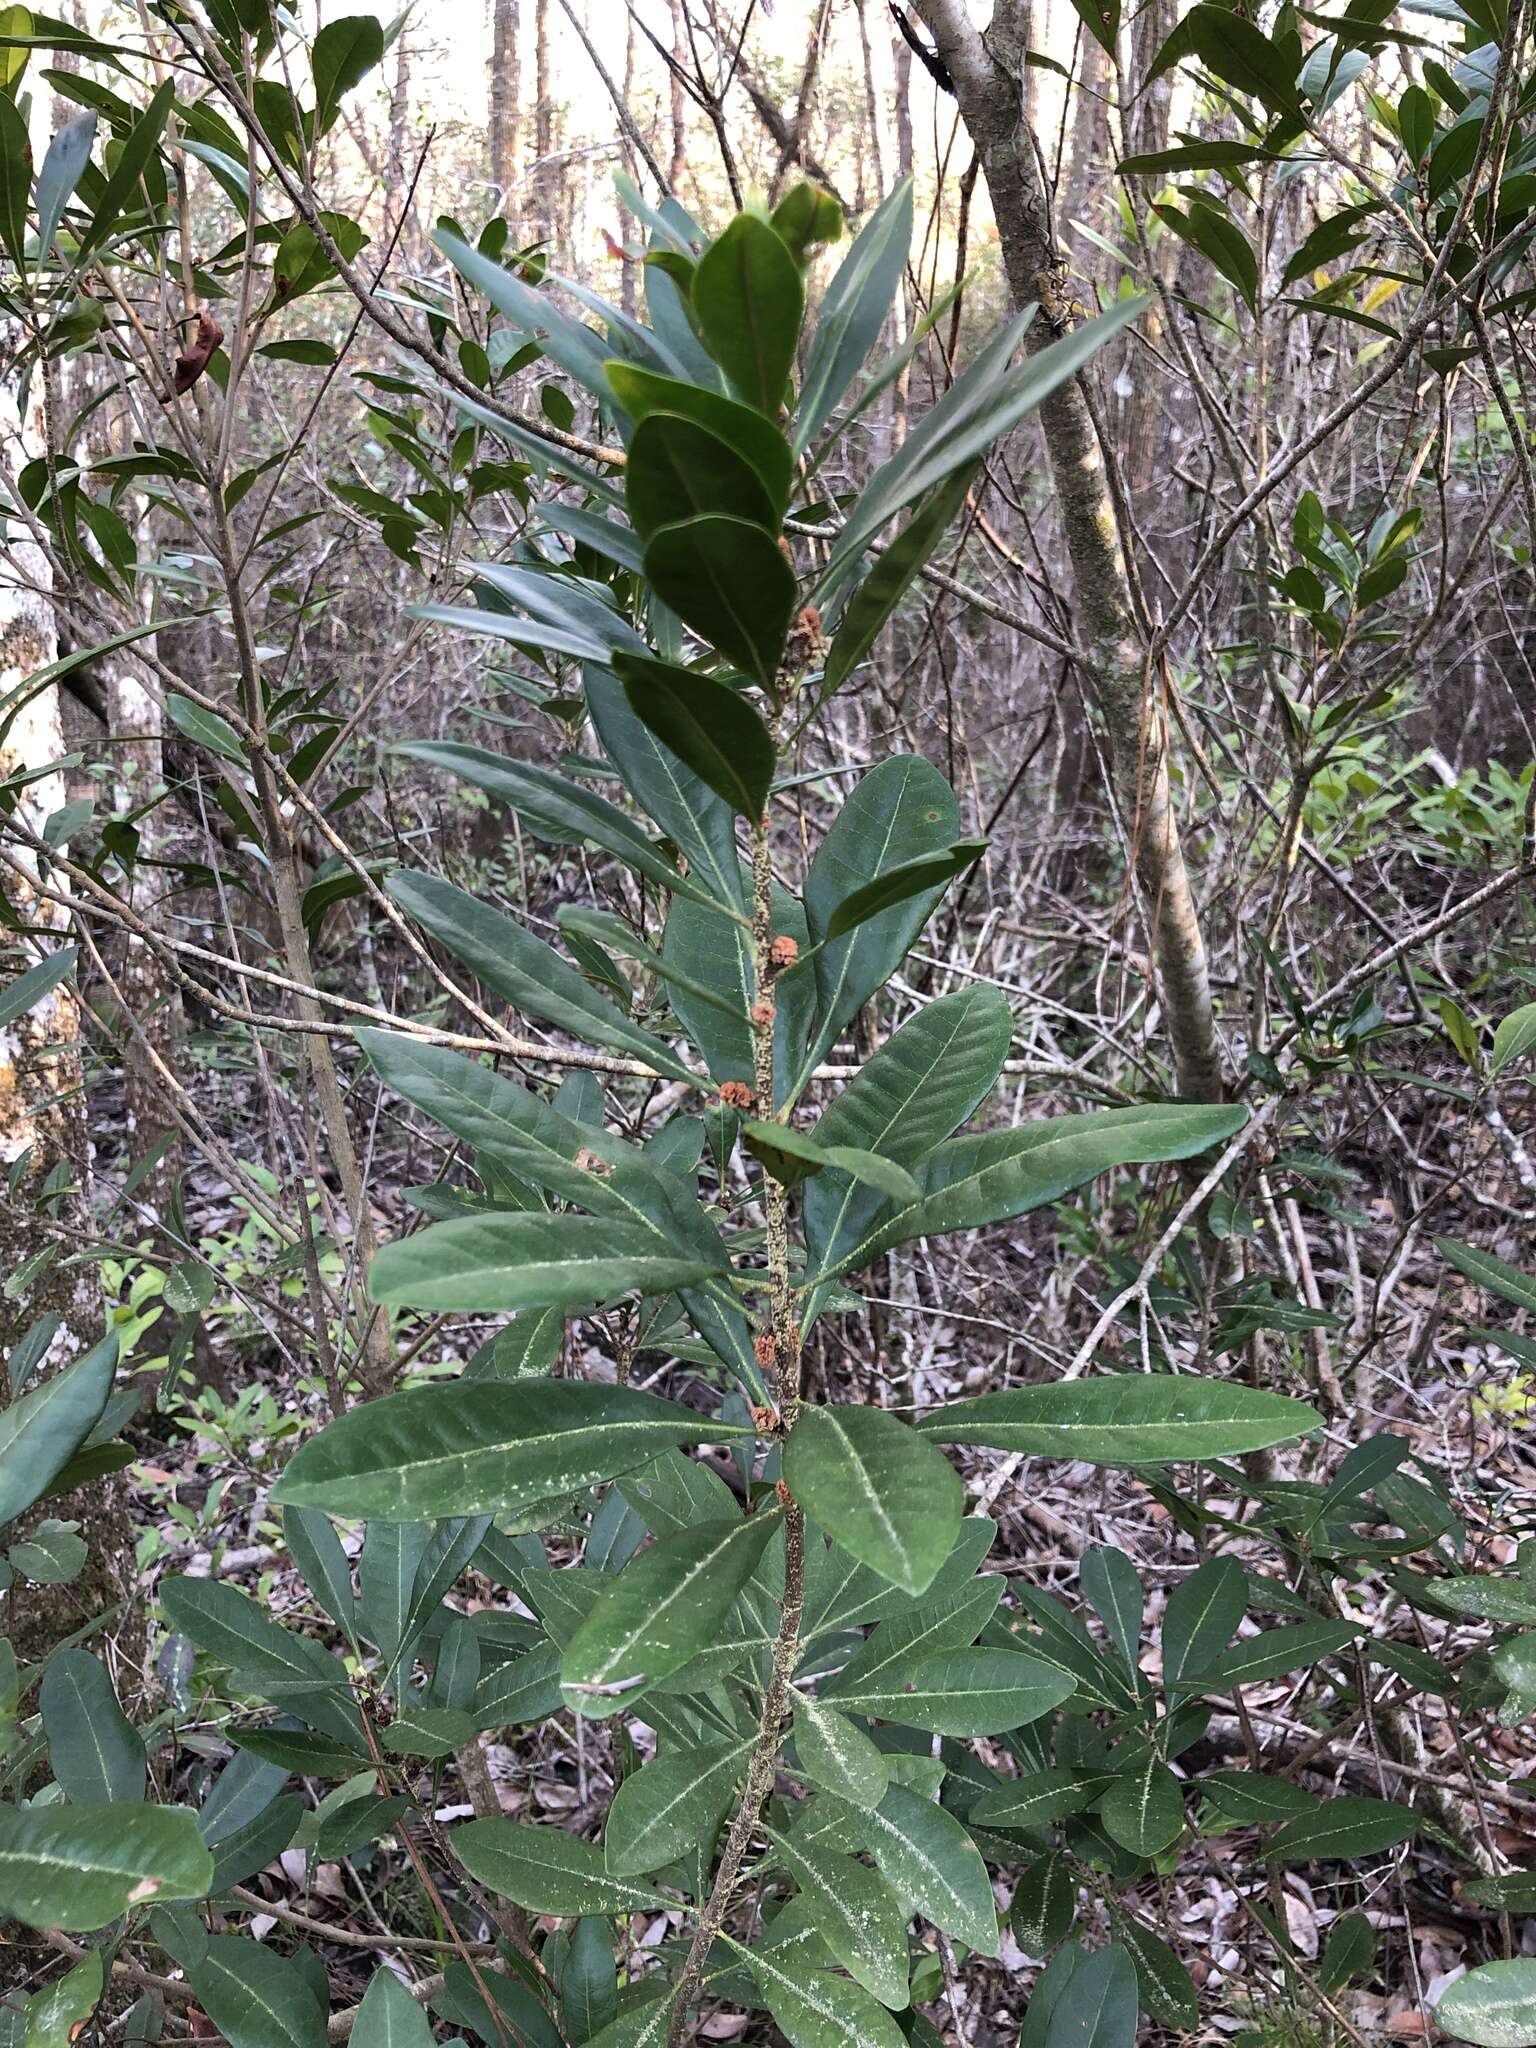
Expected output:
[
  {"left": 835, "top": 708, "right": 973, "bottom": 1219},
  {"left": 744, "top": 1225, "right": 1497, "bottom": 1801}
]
[{"left": 665, "top": 810, "right": 806, "bottom": 2048}]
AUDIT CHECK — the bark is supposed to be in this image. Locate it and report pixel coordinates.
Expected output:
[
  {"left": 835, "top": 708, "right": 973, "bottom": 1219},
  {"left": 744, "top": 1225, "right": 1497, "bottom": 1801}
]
[
  {"left": 668, "top": 0, "right": 688, "bottom": 192},
  {"left": 489, "top": 0, "right": 521, "bottom": 210},
  {"left": 1121, "top": 0, "right": 1177, "bottom": 533},
  {"left": 911, "top": 0, "right": 1225, "bottom": 1104},
  {"left": 533, "top": 0, "right": 555, "bottom": 239},
  {"left": 385, "top": 22, "right": 413, "bottom": 246}
]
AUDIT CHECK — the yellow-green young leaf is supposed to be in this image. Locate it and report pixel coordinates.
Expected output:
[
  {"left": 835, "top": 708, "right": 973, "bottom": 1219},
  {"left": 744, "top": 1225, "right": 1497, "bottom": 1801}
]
[
  {"left": 827, "top": 1645, "right": 1072, "bottom": 1737},
  {"left": 274, "top": 1380, "right": 746, "bottom": 1522},
  {"left": 614, "top": 652, "right": 776, "bottom": 818},
  {"left": 452, "top": 1818, "right": 672, "bottom": 1915},
  {"left": 367, "top": 1213, "right": 720, "bottom": 1316},
  {"left": 0, "top": 1333, "right": 116, "bottom": 1530},
  {"left": 793, "top": 1695, "right": 889, "bottom": 1807},
  {"left": 624, "top": 412, "right": 777, "bottom": 541},
  {"left": 40, "top": 1649, "right": 145, "bottom": 1804},
  {"left": 1267, "top": 1796, "right": 1417, "bottom": 1862},
  {"left": 916, "top": 1377, "right": 1319, "bottom": 1466},
  {"left": 643, "top": 514, "right": 798, "bottom": 688},
  {"left": 1099, "top": 1762, "right": 1185, "bottom": 1857},
  {"left": 156, "top": 1927, "right": 326, "bottom": 2048},
  {"left": 733, "top": 1937, "right": 907, "bottom": 2048},
  {"left": 1435, "top": 1960, "right": 1536, "bottom": 2047},
  {"left": 604, "top": 1738, "right": 753, "bottom": 1875},
  {"left": 22, "top": 1950, "right": 102, "bottom": 2048},
  {"left": 562, "top": 1513, "right": 779, "bottom": 1714},
  {"left": 691, "top": 212, "right": 804, "bottom": 414},
  {"left": 0, "top": 1803, "right": 212, "bottom": 1930},
  {"left": 1492, "top": 1002, "right": 1536, "bottom": 1074},
  {"left": 762, "top": 1824, "right": 911, "bottom": 2008},
  {"left": 783, "top": 1404, "right": 962, "bottom": 1598},
  {"left": 352, "top": 1967, "right": 435, "bottom": 2048},
  {"left": 1440, "top": 994, "right": 1481, "bottom": 1068},
  {"left": 604, "top": 362, "right": 795, "bottom": 509},
  {"left": 795, "top": 1780, "right": 998, "bottom": 1956}
]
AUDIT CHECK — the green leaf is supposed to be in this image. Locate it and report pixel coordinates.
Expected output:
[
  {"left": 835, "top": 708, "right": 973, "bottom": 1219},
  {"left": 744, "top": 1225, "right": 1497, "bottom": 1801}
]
[
  {"left": 1031, "top": 1942, "right": 1138, "bottom": 2048},
  {"left": 0, "top": 1333, "right": 116, "bottom": 1530},
  {"left": 1011, "top": 1852, "right": 1076, "bottom": 1955},
  {"left": 822, "top": 839, "right": 987, "bottom": 940},
  {"left": 643, "top": 514, "right": 797, "bottom": 687},
  {"left": 1148, "top": 2, "right": 1305, "bottom": 115},
  {"left": 823, "top": 1644, "right": 1072, "bottom": 1736},
  {"left": 311, "top": 12, "right": 384, "bottom": 131},
  {"left": 797, "top": 1780, "right": 998, "bottom": 1955},
  {"left": 453, "top": 1818, "right": 671, "bottom": 1916},
  {"left": 604, "top": 362, "right": 794, "bottom": 510},
  {"left": 1267, "top": 1795, "right": 1416, "bottom": 1861},
  {"left": 804, "top": 985, "right": 1011, "bottom": 1292},
  {"left": 40, "top": 1648, "right": 145, "bottom": 1803},
  {"left": 821, "top": 465, "right": 976, "bottom": 696},
  {"left": 735, "top": 1939, "right": 907, "bottom": 2048},
  {"left": 166, "top": 691, "right": 245, "bottom": 766},
  {"left": 1119, "top": 139, "right": 1281, "bottom": 175},
  {"left": 274, "top": 1379, "right": 745, "bottom": 1521},
  {"left": 156, "top": 1926, "right": 325, "bottom": 2048},
  {"left": 561, "top": 1512, "right": 780, "bottom": 1713},
  {"left": 34, "top": 110, "right": 95, "bottom": 258},
  {"left": 0, "top": 91, "right": 27, "bottom": 273},
  {"left": 0, "top": 946, "right": 75, "bottom": 1029},
  {"left": 614, "top": 653, "right": 775, "bottom": 818},
  {"left": 397, "top": 742, "right": 725, "bottom": 913},
  {"left": 229, "top": 1727, "right": 372, "bottom": 1777},
  {"left": 796, "top": 177, "right": 914, "bottom": 451},
  {"left": 282, "top": 1504, "right": 356, "bottom": 1640},
  {"left": 625, "top": 411, "right": 777, "bottom": 541},
  {"left": 792, "top": 1695, "right": 889, "bottom": 1807},
  {"left": 762, "top": 1825, "right": 911, "bottom": 2008},
  {"left": 0, "top": 1803, "right": 212, "bottom": 1930},
  {"left": 1201, "top": 1769, "right": 1319, "bottom": 1821},
  {"left": 1492, "top": 1003, "right": 1536, "bottom": 1074},
  {"left": 8, "top": 1518, "right": 86, "bottom": 1583},
  {"left": 1438, "top": 1237, "right": 1536, "bottom": 1313},
  {"left": 972, "top": 1768, "right": 1115, "bottom": 1829},
  {"left": 1081, "top": 1546, "right": 1143, "bottom": 1673},
  {"left": 1156, "top": 199, "right": 1259, "bottom": 311},
  {"left": 1187, "top": 1618, "right": 1358, "bottom": 1691},
  {"left": 388, "top": 869, "right": 697, "bottom": 1084},
  {"left": 1162, "top": 1555, "right": 1246, "bottom": 1684},
  {"left": 368, "top": 1213, "right": 720, "bottom": 1314},
  {"left": 352, "top": 1969, "right": 434, "bottom": 2048},
  {"left": 382, "top": 1705, "right": 475, "bottom": 1759},
  {"left": 1100, "top": 1761, "right": 1185, "bottom": 1856},
  {"left": 824, "top": 295, "right": 1144, "bottom": 584},
  {"left": 205, "top": 1794, "right": 303, "bottom": 1891},
  {"left": 79, "top": 77, "right": 173, "bottom": 254},
  {"left": 1434, "top": 1962, "right": 1536, "bottom": 2048},
  {"left": 1319, "top": 1912, "right": 1376, "bottom": 1995},
  {"left": 604, "top": 1737, "right": 752, "bottom": 1875},
  {"left": 692, "top": 213, "right": 804, "bottom": 414},
  {"left": 564, "top": 1917, "right": 619, "bottom": 2043},
  {"left": 21, "top": 1951, "right": 101, "bottom": 2048},
  {"left": 1066, "top": 0, "right": 1120, "bottom": 55},
  {"left": 740, "top": 1120, "right": 920, "bottom": 1201},
  {"left": 916, "top": 1375, "right": 1318, "bottom": 1465},
  {"left": 783, "top": 1403, "right": 961, "bottom": 1597},
  {"left": 801, "top": 754, "right": 962, "bottom": 1072}
]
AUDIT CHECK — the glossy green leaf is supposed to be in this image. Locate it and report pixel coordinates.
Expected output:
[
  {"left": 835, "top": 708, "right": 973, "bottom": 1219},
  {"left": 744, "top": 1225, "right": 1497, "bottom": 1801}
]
[
  {"left": 1147, "top": 2, "right": 1305, "bottom": 114},
  {"left": 311, "top": 12, "right": 384, "bottom": 131},
  {"left": 1156, "top": 198, "right": 1259, "bottom": 312},
  {"left": 1031, "top": 1941, "right": 1138, "bottom": 2048},
  {"left": 625, "top": 412, "right": 776, "bottom": 541},
  {"left": 1011, "top": 1852, "right": 1076, "bottom": 1955},
  {"left": 229, "top": 1727, "right": 371, "bottom": 1777},
  {"left": 740, "top": 1119, "right": 920, "bottom": 1201},
  {"left": 1100, "top": 1761, "right": 1185, "bottom": 1856},
  {"left": 604, "top": 1737, "right": 752, "bottom": 1875},
  {"left": 1267, "top": 1796, "right": 1416, "bottom": 1862},
  {"left": 604, "top": 362, "right": 794, "bottom": 509},
  {"left": 643, "top": 514, "right": 797, "bottom": 686},
  {"left": 825, "top": 1645, "right": 1072, "bottom": 1736},
  {"left": 0, "top": 1803, "right": 212, "bottom": 1930},
  {"left": 389, "top": 869, "right": 697, "bottom": 1083},
  {"left": 156, "top": 1926, "right": 325, "bottom": 2048},
  {"left": 1434, "top": 1961, "right": 1536, "bottom": 2048},
  {"left": 205, "top": 1794, "right": 303, "bottom": 1892},
  {"left": 0, "top": 92, "right": 26, "bottom": 273},
  {"left": 369, "top": 1212, "right": 719, "bottom": 1315},
  {"left": 1438, "top": 1237, "right": 1536, "bottom": 1313},
  {"left": 797, "top": 1780, "right": 998, "bottom": 1955},
  {"left": 1162, "top": 1556, "right": 1246, "bottom": 1685},
  {"left": 783, "top": 1403, "right": 961, "bottom": 1597},
  {"left": 352, "top": 1968, "right": 434, "bottom": 2048},
  {"left": 1200, "top": 1769, "right": 1320, "bottom": 1822},
  {"left": 1187, "top": 1617, "right": 1358, "bottom": 1692},
  {"left": 0, "top": 1333, "right": 116, "bottom": 1530},
  {"left": 916, "top": 1375, "right": 1318, "bottom": 1466},
  {"left": 821, "top": 465, "right": 975, "bottom": 696},
  {"left": 691, "top": 212, "right": 804, "bottom": 414},
  {"left": 283, "top": 1504, "right": 356, "bottom": 1639},
  {"left": 796, "top": 177, "right": 914, "bottom": 451},
  {"left": 973, "top": 1768, "right": 1116, "bottom": 1829},
  {"left": 1492, "top": 1003, "right": 1536, "bottom": 1074},
  {"left": 78, "top": 77, "right": 173, "bottom": 254},
  {"left": 0, "top": 946, "right": 76, "bottom": 1030},
  {"left": 453, "top": 1818, "right": 671, "bottom": 1915},
  {"left": 735, "top": 1939, "right": 906, "bottom": 2048},
  {"left": 21, "top": 1951, "right": 101, "bottom": 2048},
  {"left": 562, "top": 1513, "right": 779, "bottom": 1713},
  {"left": 275, "top": 1379, "right": 744, "bottom": 1521},
  {"left": 614, "top": 652, "right": 775, "bottom": 818},
  {"left": 822, "top": 838, "right": 987, "bottom": 940},
  {"left": 40, "top": 1649, "right": 145, "bottom": 1804},
  {"left": 383, "top": 1705, "right": 475, "bottom": 1759},
  {"left": 792, "top": 1695, "right": 889, "bottom": 1807},
  {"left": 762, "top": 1824, "right": 911, "bottom": 2008}
]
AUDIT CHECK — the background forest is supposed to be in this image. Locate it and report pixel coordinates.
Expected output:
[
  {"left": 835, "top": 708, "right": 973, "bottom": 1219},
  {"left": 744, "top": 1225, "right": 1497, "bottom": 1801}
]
[{"left": 1, "top": 1, "right": 1535, "bottom": 2045}]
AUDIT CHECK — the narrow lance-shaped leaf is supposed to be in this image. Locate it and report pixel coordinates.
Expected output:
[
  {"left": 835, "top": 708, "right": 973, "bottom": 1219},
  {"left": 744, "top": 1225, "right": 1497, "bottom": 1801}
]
[
  {"left": 367, "top": 1213, "right": 721, "bottom": 1316},
  {"left": 916, "top": 1377, "right": 1320, "bottom": 1465},
  {"left": 614, "top": 652, "right": 776, "bottom": 819}
]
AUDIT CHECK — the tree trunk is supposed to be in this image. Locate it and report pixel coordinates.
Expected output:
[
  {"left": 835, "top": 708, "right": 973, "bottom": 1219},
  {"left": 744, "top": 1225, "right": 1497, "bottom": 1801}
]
[
  {"left": 668, "top": 0, "right": 688, "bottom": 193},
  {"left": 489, "top": 0, "right": 521, "bottom": 213},
  {"left": 911, "top": 0, "right": 1225, "bottom": 1104},
  {"left": 534, "top": 0, "right": 555, "bottom": 240}
]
